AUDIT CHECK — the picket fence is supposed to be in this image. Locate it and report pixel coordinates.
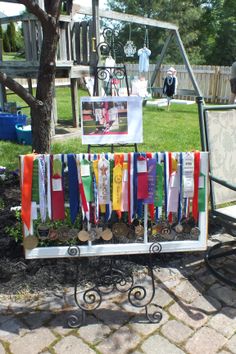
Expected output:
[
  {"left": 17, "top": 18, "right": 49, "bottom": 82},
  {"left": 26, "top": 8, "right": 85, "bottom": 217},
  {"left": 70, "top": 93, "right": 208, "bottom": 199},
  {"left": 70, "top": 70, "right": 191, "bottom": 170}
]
[{"left": 15, "top": 64, "right": 231, "bottom": 104}]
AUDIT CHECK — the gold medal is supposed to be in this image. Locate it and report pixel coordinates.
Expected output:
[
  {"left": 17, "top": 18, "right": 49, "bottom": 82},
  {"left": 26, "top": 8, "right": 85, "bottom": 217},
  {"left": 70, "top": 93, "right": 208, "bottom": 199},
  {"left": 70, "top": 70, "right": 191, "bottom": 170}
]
[
  {"left": 78, "top": 230, "right": 90, "bottom": 242},
  {"left": 101, "top": 228, "right": 113, "bottom": 241},
  {"left": 23, "top": 235, "right": 39, "bottom": 250}
]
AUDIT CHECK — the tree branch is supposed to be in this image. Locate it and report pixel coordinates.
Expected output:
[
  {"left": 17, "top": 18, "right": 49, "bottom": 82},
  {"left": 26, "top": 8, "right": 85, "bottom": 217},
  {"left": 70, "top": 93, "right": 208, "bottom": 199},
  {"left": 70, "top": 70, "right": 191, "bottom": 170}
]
[
  {"left": 18, "top": 0, "right": 49, "bottom": 27},
  {"left": 0, "top": 72, "right": 42, "bottom": 108}
]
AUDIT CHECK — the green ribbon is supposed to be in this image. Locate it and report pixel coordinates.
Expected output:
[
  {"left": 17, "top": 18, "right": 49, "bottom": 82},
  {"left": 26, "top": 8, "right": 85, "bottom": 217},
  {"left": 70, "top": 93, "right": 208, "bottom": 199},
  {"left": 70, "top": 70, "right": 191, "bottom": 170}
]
[
  {"left": 32, "top": 159, "right": 39, "bottom": 203},
  {"left": 154, "top": 163, "right": 163, "bottom": 207},
  {"left": 198, "top": 173, "right": 206, "bottom": 212},
  {"left": 81, "top": 159, "right": 93, "bottom": 202}
]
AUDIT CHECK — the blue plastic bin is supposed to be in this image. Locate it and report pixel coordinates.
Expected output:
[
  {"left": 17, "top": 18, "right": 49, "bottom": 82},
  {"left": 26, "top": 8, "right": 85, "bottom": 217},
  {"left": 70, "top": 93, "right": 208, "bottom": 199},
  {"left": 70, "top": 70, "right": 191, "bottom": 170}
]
[
  {"left": 0, "top": 113, "right": 27, "bottom": 141},
  {"left": 15, "top": 124, "right": 32, "bottom": 145}
]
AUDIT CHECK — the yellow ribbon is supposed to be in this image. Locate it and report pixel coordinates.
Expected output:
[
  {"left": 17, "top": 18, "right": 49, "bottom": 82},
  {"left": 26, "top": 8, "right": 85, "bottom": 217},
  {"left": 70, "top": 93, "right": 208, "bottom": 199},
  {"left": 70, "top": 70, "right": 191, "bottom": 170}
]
[{"left": 113, "top": 163, "right": 123, "bottom": 211}]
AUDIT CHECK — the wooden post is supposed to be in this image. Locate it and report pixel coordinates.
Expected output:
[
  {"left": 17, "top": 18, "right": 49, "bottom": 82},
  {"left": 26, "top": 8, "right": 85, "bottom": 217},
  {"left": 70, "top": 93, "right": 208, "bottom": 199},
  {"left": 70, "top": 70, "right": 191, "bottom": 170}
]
[
  {"left": 70, "top": 78, "right": 79, "bottom": 127},
  {"left": 0, "top": 39, "right": 7, "bottom": 110},
  {"left": 27, "top": 78, "right": 33, "bottom": 95},
  {"left": 90, "top": 0, "right": 99, "bottom": 74}
]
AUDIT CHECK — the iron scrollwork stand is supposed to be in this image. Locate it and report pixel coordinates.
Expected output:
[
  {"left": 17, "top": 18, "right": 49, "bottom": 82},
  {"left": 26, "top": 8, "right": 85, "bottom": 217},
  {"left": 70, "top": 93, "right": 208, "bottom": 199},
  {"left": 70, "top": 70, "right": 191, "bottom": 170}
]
[{"left": 67, "top": 242, "right": 163, "bottom": 328}]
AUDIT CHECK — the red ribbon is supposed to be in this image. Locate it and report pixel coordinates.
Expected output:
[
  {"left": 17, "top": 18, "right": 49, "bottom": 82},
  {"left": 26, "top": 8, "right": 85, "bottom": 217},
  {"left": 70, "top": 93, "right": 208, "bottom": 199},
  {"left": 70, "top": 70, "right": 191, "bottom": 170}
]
[
  {"left": 192, "top": 151, "right": 200, "bottom": 223},
  {"left": 137, "top": 155, "right": 148, "bottom": 199},
  {"left": 128, "top": 152, "right": 131, "bottom": 223},
  {"left": 50, "top": 156, "right": 65, "bottom": 221},
  {"left": 146, "top": 152, "right": 155, "bottom": 220}
]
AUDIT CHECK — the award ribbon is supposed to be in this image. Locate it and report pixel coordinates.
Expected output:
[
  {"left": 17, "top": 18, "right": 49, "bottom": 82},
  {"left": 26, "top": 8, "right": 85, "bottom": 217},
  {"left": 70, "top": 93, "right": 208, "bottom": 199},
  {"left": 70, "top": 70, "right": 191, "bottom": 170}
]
[
  {"left": 198, "top": 172, "right": 206, "bottom": 212},
  {"left": 137, "top": 154, "right": 148, "bottom": 200},
  {"left": 167, "top": 154, "right": 180, "bottom": 213},
  {"left": 32, "top": 159, "right": 39, "bottom": 203},
  {"left": 128, "top": 152, "right": 134, "bottom": 223},
  {"left": 163, "top": 152, "right": 169, "bottom": 220},
  {"left": 77, "top": 156, "right": 89, "bottom": 215},
  {"left": 144, "top": 153, "right": 156, "bottom": 221},
  {"left": 177, "top": 152, "right": 183, "bottom": 223},
  {"left": 80, "top": 159, "right": 93, "bottom": 202},
  {"left": 98, "top": 157, "right": 110, "bottom": 204},
  {"left": 192, "top": 151, "right": 200, "bottom": 222},
  {"left": 67, "top": 154, "right": 79, "bottom": 224},
  {"left": 21, "top": 154, "right": 34, "bottom": 230},
  {"left": 121, "top": 162, "right": 128, "bottom": 212},
  {"left": 38, "top": 155, "right": 47, "bottom": 223},
  {"left": 51, "top": 154, "right": 65, "bottom": 221},
  {"left": 113, "top": 163, "right": 123, "bottom": 211}
]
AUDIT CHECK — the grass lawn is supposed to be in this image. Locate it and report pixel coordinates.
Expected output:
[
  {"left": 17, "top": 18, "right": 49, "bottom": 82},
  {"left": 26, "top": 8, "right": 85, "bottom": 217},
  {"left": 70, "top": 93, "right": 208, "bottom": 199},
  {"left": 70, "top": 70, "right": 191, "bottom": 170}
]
[{"left": 0, "top": 87, "right": 201, "bottom": 170}]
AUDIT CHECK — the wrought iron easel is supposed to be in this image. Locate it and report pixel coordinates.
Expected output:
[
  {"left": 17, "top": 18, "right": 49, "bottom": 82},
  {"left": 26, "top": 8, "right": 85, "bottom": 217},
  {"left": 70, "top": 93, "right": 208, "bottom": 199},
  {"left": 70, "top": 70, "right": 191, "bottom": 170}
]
[{"left": 67, "top": 242, "right": 163, "bottom": 327}]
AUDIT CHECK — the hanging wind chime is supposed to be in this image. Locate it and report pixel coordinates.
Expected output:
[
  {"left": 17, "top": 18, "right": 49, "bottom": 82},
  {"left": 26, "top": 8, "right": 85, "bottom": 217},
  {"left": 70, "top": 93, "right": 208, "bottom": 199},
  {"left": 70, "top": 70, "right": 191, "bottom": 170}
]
[{"left": 124, "top": 23, "right": 136, "bottom": 57}]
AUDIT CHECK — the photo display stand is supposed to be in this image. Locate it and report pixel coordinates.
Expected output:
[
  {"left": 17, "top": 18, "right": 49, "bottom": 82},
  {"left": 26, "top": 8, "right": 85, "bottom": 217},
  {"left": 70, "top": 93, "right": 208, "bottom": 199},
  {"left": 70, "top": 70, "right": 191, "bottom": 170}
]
[{"left": 20, "top": 151, "right": 208, "bottom": 327}]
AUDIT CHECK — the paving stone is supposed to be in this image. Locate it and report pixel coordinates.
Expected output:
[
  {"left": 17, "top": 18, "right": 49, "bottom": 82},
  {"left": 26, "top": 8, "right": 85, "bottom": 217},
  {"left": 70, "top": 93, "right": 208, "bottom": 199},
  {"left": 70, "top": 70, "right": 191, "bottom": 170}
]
[
  {"left": 141, "top": 334, "right": 185, "bottom": 354},
  {"left": 78, "top": 319, "right": 111, "bottom": 344},
  {"left": 0, "top": 342, "right": 5, "bottom": 354},
  {"left": 154, "top": 267, "right": 183, "bottom": 283},
  {"left": 97, "top": 325, "right": 141, "bottom": 354},
  {"left": 129, "top": 308, "right": 169, "bottom": 336},
  {"left": 194, "top": 269, "right": 217, "bottom": 286},
  {"left": 22, "top": 311, "right": 53, "bottom": 330},
  {"left": 0, "top": 317, "right": 28, "bottom": 342},
  {"left": 161, "top": 319, "right": 193, "bottom": 344},
  {"left": 185, "top": 327, "right": 226, "bottom": 354},
  {"left": 207, "top": 284, "right": 236, "bottom": 306},
  {"left": 172, "top": 279, "right": 204, "bottom": 303},
  {"left": 53, "top": 335, "right": 95, "bottom": 354},
  {"left": 190, "top": 295, "right": 222, "bottom": 314},
  {"left": 10, "top": 328, "right": 55, "bottom": 354},
  {"left": 168, "top": 300, "right": 208, "bottom": 329},
  {"left": 152, "top": 285, "right": 173, "bottom": 308},
  {"left": 94, "top": 303, "right": 132, "bottom": 330},
  {"left": 218, "top": 351, "right": 233, "bottom": 354},
  {"left": 208, "top": 307, "right": 236, "bottom": 338},
  {"left": 226, "top": 334, "right": 236, "bottom": 354}
]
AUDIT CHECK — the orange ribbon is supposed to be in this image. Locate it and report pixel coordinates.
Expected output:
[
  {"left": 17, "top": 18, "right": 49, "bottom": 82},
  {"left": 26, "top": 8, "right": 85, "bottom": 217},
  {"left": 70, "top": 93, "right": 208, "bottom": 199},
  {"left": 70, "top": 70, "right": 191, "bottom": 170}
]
[{"left": 21, "top": 154, "right": 34, "bottom": 230}]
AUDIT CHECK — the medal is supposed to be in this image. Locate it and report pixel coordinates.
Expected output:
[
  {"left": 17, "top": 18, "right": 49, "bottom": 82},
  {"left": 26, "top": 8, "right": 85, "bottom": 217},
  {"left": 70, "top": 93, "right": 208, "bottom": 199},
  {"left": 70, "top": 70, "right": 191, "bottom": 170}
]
[
  {"left": 101, "top": 228, "right": 113, "bottom": 241},
  {"left": 37, "top": 224, "right": 50, "bottom": 240},
  {"left": 68, "top": 228, "right": 78, "bottom": 240},
  {"left": 23, "top": 235, "right": 39, "bottom": 250},
  {"left": 78, "top": 229, "right": 90, "bottom": 242},
  {"left": 49, "top": 229, "right": 58, "bottom": 241},
  {"left": 161, "top": 223, "right": 171, "bottom": 235},
  {"left": 112, "top": 222, "right": 129, "bottom": 238},
  {"left": 190, "top": 227, "right": 201, "bottom": 238},
  {"left": 57, "top": 226, "right": 70, "bottom": 242},
  {"left": 175, "top": 223, "right": 183, "bottom": 234},
  {"left": 135, "top": 224, "right": 144, "bottom": 237}
]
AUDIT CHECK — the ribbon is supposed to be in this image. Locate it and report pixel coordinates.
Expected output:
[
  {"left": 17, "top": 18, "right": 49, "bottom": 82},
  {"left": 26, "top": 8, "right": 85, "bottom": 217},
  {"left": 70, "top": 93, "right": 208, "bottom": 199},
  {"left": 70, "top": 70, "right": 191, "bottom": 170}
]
[
  {"left": 113, "top": 163, "right": 123, "bottom": 211},
  {"left": 183, "top": 152, "right": 195, "bottom": 198},
  {"left": 98, "top": 157, "right": 110, "bottom": 204},
  {"left": 144, "top": 153, "right": 156, "bottom": 220},
  {"left": 192, "top": 151, "right": 200, "bottom": 222},
  {"left": 77, "top": 156, "right": 89, "bottom": 215},
  {"left": 198, "top": 172, "right": 206, "bottom": 212},
  {"left": 51, "top": 155, "right": 65, "bottom": 221},
  {"left": 128, "top": 152, "right": 134, "bottom": 223},
  {"left": 80, "top": 159, "right": 93, "bottom": 202},
  {"left": 121, "top": 162, "right": 128, "bottom": 211},
  {"left": 46, "top": 155, "right": 52, "bottom": 220},
  {"left": 177, "top": 152, "right": 183, "bottom": 223},
  {"left": 167, "top": 154, "right": 180, "bottom": 213},
  {"left": 163, "top": 152, "right": 169, "bottom": 220},
  {"left": 137, "top": 155, "right": 148, "bottom": 199},
  {"left": 38, "top": 155, "right": 46, "bottom": 223},
  {"left": 21, "top": 154, "right": 34, "bottom": 230},
  {"left": 133, "top": 153, "right": 138, "bottom": 217},
  {"left": 31, "top": 159, "right": 39, "bottom": 203},
  {"left": 67, "top": 154, "right": 79, "bottom": 224}
]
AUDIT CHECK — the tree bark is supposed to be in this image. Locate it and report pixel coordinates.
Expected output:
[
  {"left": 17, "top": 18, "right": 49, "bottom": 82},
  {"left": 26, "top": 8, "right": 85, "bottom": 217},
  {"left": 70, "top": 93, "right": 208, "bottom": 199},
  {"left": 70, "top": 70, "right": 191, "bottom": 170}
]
[{"left": 0, "top": 0, "right": 62, "bottom": 154}]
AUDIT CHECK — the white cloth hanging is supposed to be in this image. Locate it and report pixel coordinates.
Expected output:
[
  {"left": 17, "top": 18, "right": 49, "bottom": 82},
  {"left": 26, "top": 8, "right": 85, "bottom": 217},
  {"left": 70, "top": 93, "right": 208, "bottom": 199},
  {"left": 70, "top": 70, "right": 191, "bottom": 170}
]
[{"left": 138, "top": 47, "right": 151, "bottom": 72}]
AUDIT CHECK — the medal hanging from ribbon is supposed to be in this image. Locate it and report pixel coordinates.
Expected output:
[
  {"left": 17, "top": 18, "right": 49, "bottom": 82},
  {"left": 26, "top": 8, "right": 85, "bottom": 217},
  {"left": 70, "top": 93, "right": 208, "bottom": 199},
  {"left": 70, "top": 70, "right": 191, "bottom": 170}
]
[
  {"left": 50, "top": 155, "right": 65, "bottom": 221},
  {"left": 67, "top": 154, "right": 79, "bottom": 224}
]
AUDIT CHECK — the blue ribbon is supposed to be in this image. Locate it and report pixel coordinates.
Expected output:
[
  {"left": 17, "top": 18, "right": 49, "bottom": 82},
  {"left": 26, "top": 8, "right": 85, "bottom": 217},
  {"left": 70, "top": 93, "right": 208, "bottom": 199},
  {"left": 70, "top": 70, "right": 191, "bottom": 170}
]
[{"left": 67, "top": 154, "right": 79, "bottom": 224}]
